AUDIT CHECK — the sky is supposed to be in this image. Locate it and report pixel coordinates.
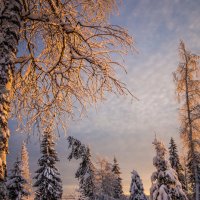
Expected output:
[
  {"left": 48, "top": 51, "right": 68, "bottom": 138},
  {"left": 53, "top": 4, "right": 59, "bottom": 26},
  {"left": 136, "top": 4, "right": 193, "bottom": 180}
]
[{"left": 7, "top": 0, "right": 200, "bottom": 197}]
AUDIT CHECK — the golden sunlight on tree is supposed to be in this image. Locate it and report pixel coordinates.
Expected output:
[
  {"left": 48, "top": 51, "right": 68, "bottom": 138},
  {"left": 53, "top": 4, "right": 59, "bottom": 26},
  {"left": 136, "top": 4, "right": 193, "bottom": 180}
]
[
  {"left": 173, "top": 41, "right": 200, "bottom": 200},
  {"left": 0, "top": 0, "right": 133, "bottom": 190}
]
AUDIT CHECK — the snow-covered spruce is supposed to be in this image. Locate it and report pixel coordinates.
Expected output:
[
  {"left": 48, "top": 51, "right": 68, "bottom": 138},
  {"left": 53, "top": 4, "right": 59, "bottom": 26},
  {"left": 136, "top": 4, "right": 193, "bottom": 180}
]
[
  {"left": 112, "top": 157, "right": 123, "bottom": 199},
  {"left": 129, "top": 170, "right": 147, "bottom": 200},
  {"left": 34, "top": 127, "right": 62, "bottom": 200},
  {"left": 150, "top": 138, "right": 188, "bottom": 200},
  {"left": 0, "top": 178, "right": 8, "bottom": 199},
  {"left": 76, "top": 147, "right": 96, "bottom": 200},
  {"left": 169, "top": 137, "right": 187, "bottom": 192},
  {"left": 21, "top": 141, "right": 33, "bottom": 199},
  {"left": 7, "top": 157, "right": 30, "bottom": 200},
  {"left": 68, "top": 136, "right": 96, "bottom": 200},
  {"left": 68, "top": 136, "right": 86, "bottom": 160}
]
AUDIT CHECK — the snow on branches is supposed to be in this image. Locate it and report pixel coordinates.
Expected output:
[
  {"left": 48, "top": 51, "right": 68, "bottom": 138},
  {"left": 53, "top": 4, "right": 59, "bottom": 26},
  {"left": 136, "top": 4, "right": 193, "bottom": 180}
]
[
  {"left": 150, "top": 138, "right": 188, "bottom": 200},
  {"left": 68, "top": 136, "right": 96, "bottom": 200},
  {"left": 7, "top": 157, "right": 30, "bottom": 200},
  {"left": 129, "top": 170, "right": 147, "bottom": 200},
  {"left": 34, "top": 126, "right": 63, "bottom": 200},
  {"left": 67, "top": 136, "right": 125, "bottom": 200}
]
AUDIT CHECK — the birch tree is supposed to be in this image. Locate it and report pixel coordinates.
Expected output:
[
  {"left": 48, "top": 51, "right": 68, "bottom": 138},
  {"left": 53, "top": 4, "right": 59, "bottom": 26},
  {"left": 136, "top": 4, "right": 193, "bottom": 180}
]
[
  {"left": 96, "top": 159, "right": 116, "bottom": 198},
  {"left": 173, "top": 41, "right": 200, "bottom": 199},
  {"left": 0, "top": 0, "right": 133, "bottom": 183},
  {"left": 21, "top": 142, "right": 33, "bottom": 200}
]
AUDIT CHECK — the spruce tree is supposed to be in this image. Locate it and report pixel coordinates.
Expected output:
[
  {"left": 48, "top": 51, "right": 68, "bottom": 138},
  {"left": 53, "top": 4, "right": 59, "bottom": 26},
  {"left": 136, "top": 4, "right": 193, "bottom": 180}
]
[
  {"left": 0, "top": 179, "right": 8, "bottom": 200},
  {"left": 169, "top": 138, "right": 187, "bottom": 192},
  {"left": 34, "top": 127, "right": 62, "bottom": 200},
  {"left": 21, "top": 142, "right": 33, "bottom": 199},
  {"left": 76, "top": 147, "right": 96, "bottom": 200},
  {"left": 112, "top": 157, "right": 123, "bottom": 199},
  {"left": 150, "top": 138, "right": 188, "bottom": 200},
  {"left": 7, "top": 157, "right": 29, "bottom": 200},
  {"left": 129, "top": 170, "right": 147, "bottom": 200},
  {"left": 68, "top": 136, "right": 96, "bottom": 200}
]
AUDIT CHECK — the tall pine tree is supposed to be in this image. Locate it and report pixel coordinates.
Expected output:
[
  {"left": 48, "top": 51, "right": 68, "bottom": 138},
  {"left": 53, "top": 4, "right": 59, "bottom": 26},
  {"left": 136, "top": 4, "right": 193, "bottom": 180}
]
[
  {"left": 7, "top": 157, "right": 29, "bottom": 200},
  {"left": 68, "top": 136, "right": 96, "bottom": 200},
  {"left": 21, "top": 141, "right": 33, "bottom": 200},
  {"left": 112, "top": 157, "right": 123, "bottom": 199},
  {"left": 34, "top": 126, "right": 62, "bottom": 200},
  {"left": 169, "top": 138, "right": 187, "bottom": 192},
  {"left": 150, "top": 138, "right": 188, "bottom": 200},
  {"left": 129, "top": 170, "right": 147, "bottom": 200}
]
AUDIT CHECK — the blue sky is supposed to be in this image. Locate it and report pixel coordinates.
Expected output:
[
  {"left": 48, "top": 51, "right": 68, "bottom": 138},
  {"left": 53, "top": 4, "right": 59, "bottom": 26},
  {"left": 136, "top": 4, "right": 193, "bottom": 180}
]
[{"left": 8, "top": 0, "right": 200, "bottom": 196}]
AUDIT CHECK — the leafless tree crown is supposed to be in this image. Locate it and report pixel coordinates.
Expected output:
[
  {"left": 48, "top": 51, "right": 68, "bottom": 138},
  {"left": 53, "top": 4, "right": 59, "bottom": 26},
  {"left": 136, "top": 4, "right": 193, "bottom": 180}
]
[{"left": 12, "top": 0, "right": 133, "bottom": 132}]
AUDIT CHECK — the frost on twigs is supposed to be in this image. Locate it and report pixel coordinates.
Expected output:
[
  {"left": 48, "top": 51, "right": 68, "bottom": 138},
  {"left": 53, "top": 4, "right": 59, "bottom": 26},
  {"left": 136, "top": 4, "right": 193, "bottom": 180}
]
[
  {"left": 174, "top": 41, "right": 200, "bottom": 199},
  {"left": 11, "top": 0, "right": 134, "bottom": 135},
  {"left": 21, "top": 142, "right": 33, "bottom": 199},
  {"left": 1, "top": 0, "right": 134, "bottom": 183}
]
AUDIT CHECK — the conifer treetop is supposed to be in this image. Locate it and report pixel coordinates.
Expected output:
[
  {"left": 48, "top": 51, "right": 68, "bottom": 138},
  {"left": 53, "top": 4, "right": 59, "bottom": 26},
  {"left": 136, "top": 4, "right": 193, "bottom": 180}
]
[
  {"left": 112, "top": 157, "right": 121, "bottom": 176},
  {"left": 34, "top": 127, "right": 62, "bottom": 200},
  {"left": 130, "top": 169, "right": 147, "bottom": 200},
  {"left": 150, "top": 138, "right": 188, "bottom": 200},
  {"left": 7, "top": 157, "right": 30, "bottom": 200},
  {"left": 68, "top": 136, "right": 96, "bottom": 200}
]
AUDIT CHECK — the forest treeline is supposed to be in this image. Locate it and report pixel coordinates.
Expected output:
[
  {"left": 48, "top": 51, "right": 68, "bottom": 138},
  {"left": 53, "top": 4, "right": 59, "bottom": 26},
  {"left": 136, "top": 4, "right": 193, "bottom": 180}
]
[
  {"left": 0, "top": 0, "right": 200, "bottom": 200},
  {"left": 3, "top": 132, "right": 194, "bottom": 200},
  {"left": 5, "top": 41, "right": 198, "bottom": 200}
]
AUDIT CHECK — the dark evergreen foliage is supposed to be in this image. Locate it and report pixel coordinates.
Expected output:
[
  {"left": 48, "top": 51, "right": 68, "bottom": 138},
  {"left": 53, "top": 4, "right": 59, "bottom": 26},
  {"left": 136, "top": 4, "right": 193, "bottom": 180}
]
[
  {"left": 169, "top": 137, "right": 187, "bottom": 192},
  {"left": 129, "top": 170, "right": 147, "bottom": 200},
  {"left": 0, "top": 179, "right": 8, "bottom": 200},
  {"left": 112, "top": 157, "right": 123, "bottom": 199},
  {"left": 34, "top": 127, "right": 62, "bottom": 200},
  {"left": 7, "top": 157, "right": 29, "bottom": 200},
  {"left": 68, "top": 136, "right": 96, "bottom": 200},
  {"left": 150, "top": 138, "right": 188, "bottom": 200}
]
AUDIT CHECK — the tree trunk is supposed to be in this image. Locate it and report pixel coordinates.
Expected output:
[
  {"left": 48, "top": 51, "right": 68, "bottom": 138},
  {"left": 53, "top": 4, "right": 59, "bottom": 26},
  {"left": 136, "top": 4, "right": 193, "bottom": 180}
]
[
  {"left": 183, "top": 46, "right": 200, "bottom": 200},
  {"left": 0, "top": 0, "right": 21, "bottom": 182}
]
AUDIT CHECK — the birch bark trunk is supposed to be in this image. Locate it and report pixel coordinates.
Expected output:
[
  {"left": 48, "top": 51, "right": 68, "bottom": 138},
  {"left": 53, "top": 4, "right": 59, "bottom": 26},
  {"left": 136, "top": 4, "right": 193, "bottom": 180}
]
[{"left": 0, "top": 0, "right": 22, "bottom": 182}]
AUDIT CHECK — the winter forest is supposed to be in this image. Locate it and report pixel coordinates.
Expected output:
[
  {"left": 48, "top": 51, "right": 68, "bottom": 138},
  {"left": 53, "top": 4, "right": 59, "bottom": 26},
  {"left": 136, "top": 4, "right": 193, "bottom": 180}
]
[{"left": 0, "top": 0, "right": 200, "bottom": 200}]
